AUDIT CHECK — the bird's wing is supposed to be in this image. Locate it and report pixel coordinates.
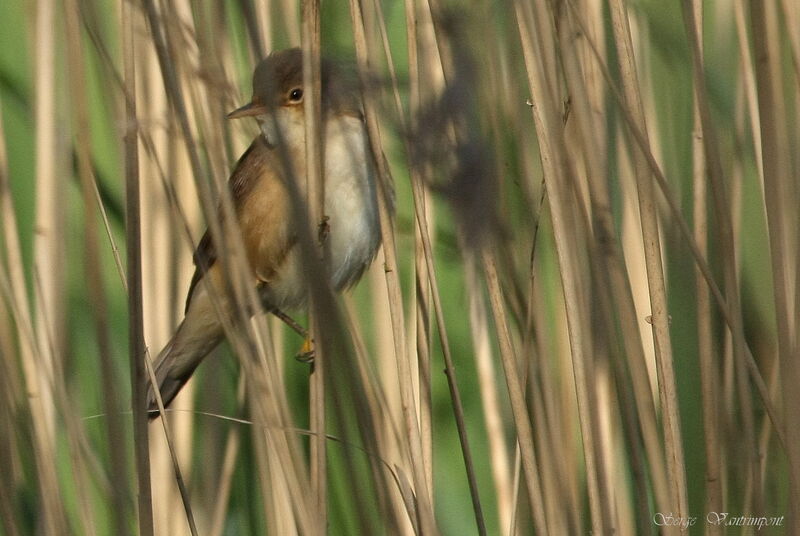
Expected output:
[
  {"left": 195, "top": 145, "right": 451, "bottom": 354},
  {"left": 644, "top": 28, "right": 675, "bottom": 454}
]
[{"left": 185, "top": 135, "right": 291, "bottom": 313}]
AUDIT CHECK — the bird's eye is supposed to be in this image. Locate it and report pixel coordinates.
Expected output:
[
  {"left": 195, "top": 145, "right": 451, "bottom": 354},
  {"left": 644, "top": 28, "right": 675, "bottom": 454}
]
[{"left": 288, "top": 88, "right": 304, "bottom": 102}]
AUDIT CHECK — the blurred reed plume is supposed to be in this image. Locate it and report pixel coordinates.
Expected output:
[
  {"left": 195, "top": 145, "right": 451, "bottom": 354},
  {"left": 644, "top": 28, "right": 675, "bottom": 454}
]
[{"left": 0, "top": 0, "right": 799, "bottom": 534}]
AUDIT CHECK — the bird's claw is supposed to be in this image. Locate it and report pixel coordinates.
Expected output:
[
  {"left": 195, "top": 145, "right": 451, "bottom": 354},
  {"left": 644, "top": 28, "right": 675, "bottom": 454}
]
[{"left": 295, "top": 337, "right": 315, "bottom": 363}]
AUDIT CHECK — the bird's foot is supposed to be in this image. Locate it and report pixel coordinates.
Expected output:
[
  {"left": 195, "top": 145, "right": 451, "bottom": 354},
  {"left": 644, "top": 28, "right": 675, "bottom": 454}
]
[{"left": 295, "top": 337, "right": 315, "bottom": 363}]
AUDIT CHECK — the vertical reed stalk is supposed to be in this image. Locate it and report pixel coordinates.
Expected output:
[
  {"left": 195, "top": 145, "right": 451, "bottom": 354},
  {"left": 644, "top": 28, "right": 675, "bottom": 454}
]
[
  {"left": 400, "top": 0, "right": 435, "bottom": 508},
  {"left": 682, "top": 0, "right": 763, "bottom": 516},
  {"left": 750, "top": 0, "right": 800, "bottom": 527},
  {"left": 690, "top": 1, "right": 723, "bottom": 529},
  {"left": 466, "top": 257, "right": 511, "bottom": 532},
  {"left": 383, "top": 3, "right": 487, "bottom": 531},
  {"left": 0, "top": 88, "right": 67, "bottom": 536},
  {"left": 482, "top": 249, "right": 547, "bottom": 533},
  {"left": 121, "top": 0, "right": 154, "bottom": 533},
  {"left": 608, "top": 0, "right": 688, "bottom": 521},
  {"left": 33, "top": 0, "right": 60, "bottom": 438},
  {"left": 348, "top": 0, "right": 438, "bottom": 532},
  {"left": 563, "top": 0, "right": 672, "bottom": 519},
  {"left": 301, "top": 0, "right": 327, "bottom": 531},
  {"left": 515, "top": 0, "right": 608, "bottom": 531}
]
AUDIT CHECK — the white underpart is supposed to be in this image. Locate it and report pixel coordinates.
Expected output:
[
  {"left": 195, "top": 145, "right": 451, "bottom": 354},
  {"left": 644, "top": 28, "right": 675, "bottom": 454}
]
[{"left": 258, "top": 109, "right": 380, "bottom": 310}]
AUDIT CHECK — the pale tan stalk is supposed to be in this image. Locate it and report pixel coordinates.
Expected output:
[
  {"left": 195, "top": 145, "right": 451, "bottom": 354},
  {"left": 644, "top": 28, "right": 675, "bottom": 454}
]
[
  {"left": 465, "top": 257, "right": 512, "bottom": 533},
  {"left": 483, "top": 249, "right": 547, "bottom": 534},
  {"left": 28, "top": 4, "right": 129, "bottom": 536},
  {"left": 209, "top": 425, "right": 242, "bottom": 536},
  {"left": 562, "top": 0, "right": 671, "bottom": 518},
  {"left": 521, "top": 214, "right": 579, "bottom": 535},
  {"left": 144, "top": 353, "right": 198, "bottom": 535},
  {"left": 369, "top": 259, "right": 416, "bottom": 534},
  {"left": 61, "top": 5, "right": 137, "bottom": 534},
  {"left": 561, "top": 35, "right": 619, "bottom": 536},
  {"left": 65, "top": 1, "right": 149, "bottom": 535},
  {"left": 398, "top": 0, "right": 434, "bottom": 507},
  {"left": 514, "top": 0, "right": 606, "bottom": 531},
  {"left": 33, "top": 0, "right": 61, "bottom": 437},
  {"left": 787, "top": 0, "right": 800, "bottom": 376},
  {"left": 513, "top": 99, "right": 559, "bottom": 535},
  {"left": 558, "top": 5, "right": 675, "bottom": 528},
  {"left": 758, "top": 349, "right": 782, "bottom": 488},
  {"left": 411, "top": 172, "right": 488, "bottom": 534},
  {"left": 373, "top": 0, "right": 439, "bottom": 515},
  {"left": 253, "top": 0, "right": 272, "bottom": 54},
  {"left": 146, "top": 4, "right": 197, "bottom": 532},
  {"left": 413, "top": 206, "right": 434, "bottom": 507},
  {"left": 348, "top": 0, "right": 438, "bottom": 532},
  {"left": 348, "top": 281, "right": 415, "bottom": 534},
  {"left": 141, "top": 31, "right": 196, "bottom": 536},
  {"left": 558, "top": 122, "right": 618, "bottom": 533},
  {"left": 407, "top": 58, "right": 488, "bottom": 536},
  {"left": 608, "top": 0, "right": 687, "bottom": 521},
  {"left": 373, "top": 2, "right": 487, "bottom": 528},
  {"left": 531, "top": 353, "right": 572, "bottom": 535},
  {"left": 0, "top": 98, "right": 67, "bottom": 536}
]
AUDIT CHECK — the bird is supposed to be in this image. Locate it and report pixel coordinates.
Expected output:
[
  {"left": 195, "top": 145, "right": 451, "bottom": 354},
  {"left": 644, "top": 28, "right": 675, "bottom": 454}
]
[{"left": 146, "top": 48, "right": 385, "bottom": 418}]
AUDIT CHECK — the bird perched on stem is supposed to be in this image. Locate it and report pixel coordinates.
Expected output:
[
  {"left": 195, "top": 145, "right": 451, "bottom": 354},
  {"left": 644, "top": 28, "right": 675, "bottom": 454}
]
[{"left": 146, "top": 48, "right": 385, "bottom": 417}]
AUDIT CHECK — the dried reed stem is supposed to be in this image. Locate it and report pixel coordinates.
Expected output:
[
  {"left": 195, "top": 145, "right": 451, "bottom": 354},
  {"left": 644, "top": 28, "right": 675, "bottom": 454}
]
[
  {"left": 682, "top": 0, "right": 763, "bottom": 515},
  {"left": 567, "top": 0, "right": 784, "bottom": 449},
  {"left": 349, "top": 0, "right": 438, "bottom": 532},
  {"left": 515, "top": 0, "right": 607, "bottom": 531},
  {"left": 399, "top": 0, "right": 435, "bottom": 509},
  {"left": 121, "top": 0, "right": 154, "bottom": 533},
  {"left": 33, "top": 0, "right": 61, "bottom": 438},
  {"left": 689, "top": 1, "right": 723, "bottom": 529},
  {"left": 750, "top": 0, "right": 800, "bottom": 527},
  {"left": 301, "top": 0, "right": 327, "bottom": 531},
  {"left": 482, "top": 249, "right": 547, "bottom": 533},
  {"left": 609, "top": 0, "right": 688, "bottom": 521},
  {"left": 383, "top": 2, "right": 487, "bottom": 531},
  {"left": 0, "top": 92, "right": 68, "bottom": 536},
  {"left": 558, "top": 3, "right": 672, "bottom": 520}
]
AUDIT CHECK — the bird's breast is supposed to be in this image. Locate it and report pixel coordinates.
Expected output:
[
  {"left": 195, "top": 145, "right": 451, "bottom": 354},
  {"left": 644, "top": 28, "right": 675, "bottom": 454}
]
[
  {"left": 263, "top": 115, "right": 381, "bottom": 309},
  {"left": 322, "top": 115, "right": 381, "bottom": 288}
]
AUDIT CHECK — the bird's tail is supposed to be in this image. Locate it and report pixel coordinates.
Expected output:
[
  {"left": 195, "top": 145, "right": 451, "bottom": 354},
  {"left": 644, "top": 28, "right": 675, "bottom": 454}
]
[{"left": 146, "top": 287, "right": 226, "bottom": 419}]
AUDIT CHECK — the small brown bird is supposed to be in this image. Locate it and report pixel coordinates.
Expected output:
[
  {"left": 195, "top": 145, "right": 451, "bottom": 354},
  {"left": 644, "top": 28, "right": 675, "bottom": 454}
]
[{"left": 146, "top": 48, "right": 384, "bottom": 416}]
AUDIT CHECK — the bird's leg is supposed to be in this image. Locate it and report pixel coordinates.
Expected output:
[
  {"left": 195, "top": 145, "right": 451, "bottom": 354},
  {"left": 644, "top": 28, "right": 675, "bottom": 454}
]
[
  {"left": 268, "top": 307, "right": 315, "bottom": 363},
  {"left": 269, "top": 307, "right": 307, "bottom": 337},
  {"left": 257, "top": 282, "right": 315, "bottom": 362}
]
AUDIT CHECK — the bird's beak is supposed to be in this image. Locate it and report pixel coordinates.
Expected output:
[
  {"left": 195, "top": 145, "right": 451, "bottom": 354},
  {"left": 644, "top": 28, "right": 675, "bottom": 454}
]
[{"left": 227, "top": 101, "right": 268, "bottom": 119}]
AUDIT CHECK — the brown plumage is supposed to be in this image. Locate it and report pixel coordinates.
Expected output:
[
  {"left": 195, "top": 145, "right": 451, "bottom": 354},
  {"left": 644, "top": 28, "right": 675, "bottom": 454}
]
[
  {"left": 146, "top": 48, "right": 386, "bottom": 417},
  {"left": 184, "top": 136, "right": 295, "bottom": 314}
]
